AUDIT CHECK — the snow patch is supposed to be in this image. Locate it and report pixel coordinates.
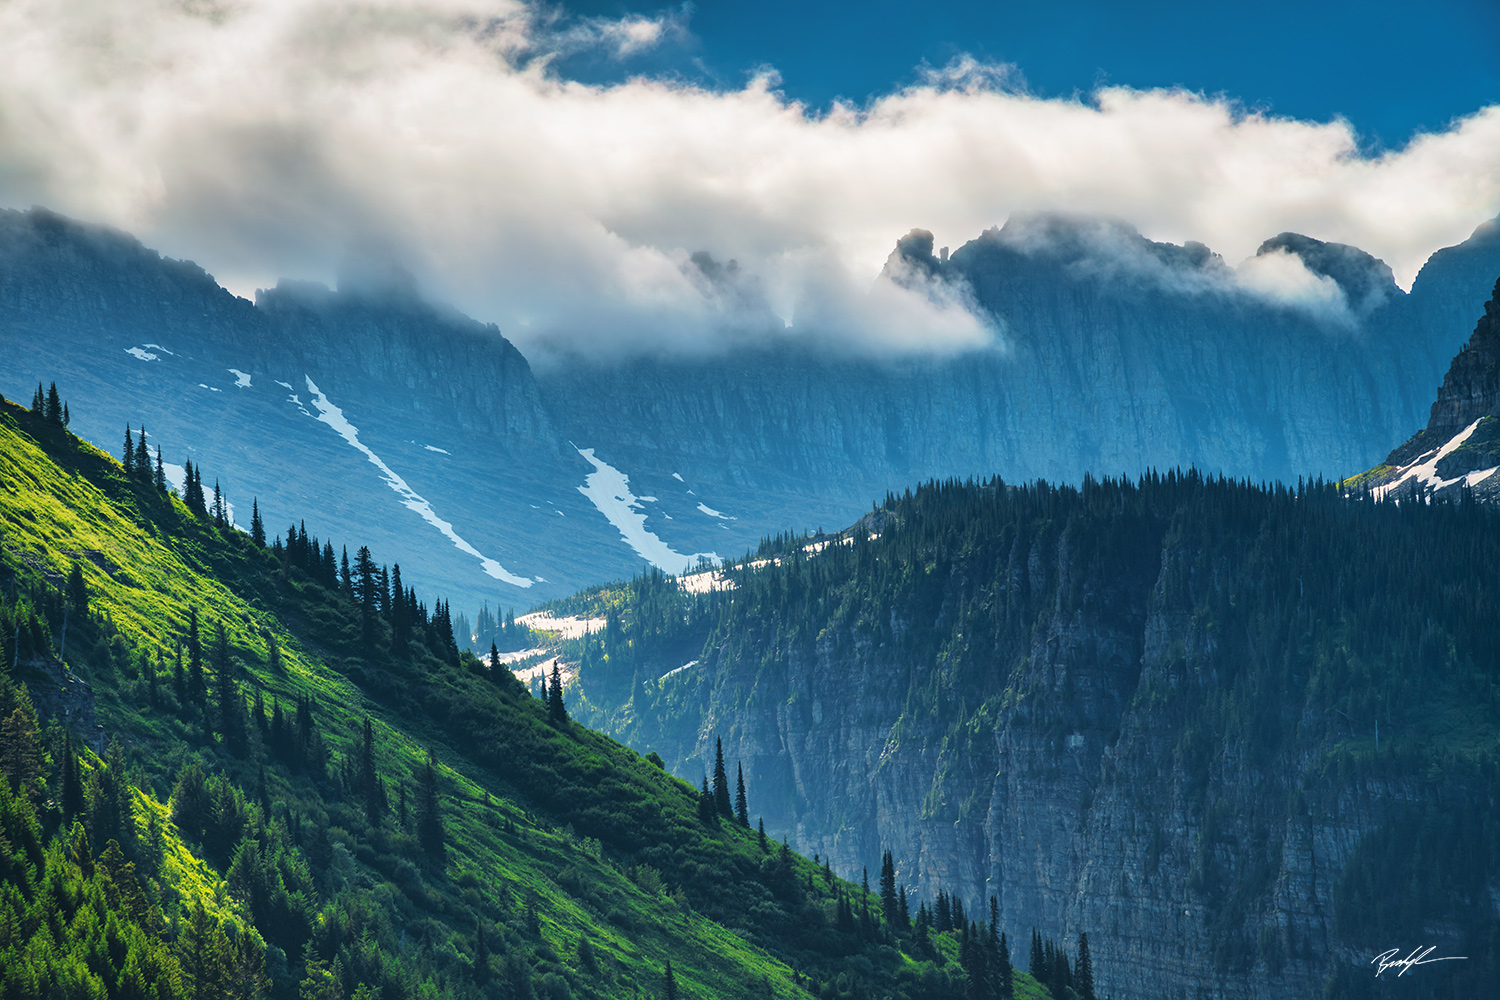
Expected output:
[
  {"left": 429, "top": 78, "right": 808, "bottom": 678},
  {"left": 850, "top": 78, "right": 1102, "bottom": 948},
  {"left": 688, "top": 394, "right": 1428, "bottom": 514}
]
[
  {"left": 660, "top": 660, "right": 697, "bottom": 681},
  {"left": 1467, "top": 466, "right": 1498, "bottom": 486},
  {"left": 424, "top": 445, "right": 451, "bottom": 454},
  {"left": 198, "top": 384, "right": 221, "bottom": 392},
  {"left": 573, "top": 445, "right": 715, "bottom": 573},
  {"left": 275, "top": 380, "right": 293, "bottom": 390},
  {"left": 143, "top": 343, "right": 175, "bottom": 355},
  {"left": 302, "top": 376, "right": 533, "bottom": 588},
  {"left": 1373, "top": 419, "right": 1488, "bottom": 501},
  {"left": 162, "top": 462, "right": 187, "bottom": 494},
  {"left": 516, "top": 612, "right": 605, "bottom": 640},
  {"left": 696, "top": 502, "right": 733, "bottom": 519},
  {"left": 125, "top": 347, "right": 158, "bottom": 361},
  {"left": 671, "top": 473, "right": 684, "bottom": 482},
  {"left": 228, "top": 369, "right": 252, "bottom": 388}
]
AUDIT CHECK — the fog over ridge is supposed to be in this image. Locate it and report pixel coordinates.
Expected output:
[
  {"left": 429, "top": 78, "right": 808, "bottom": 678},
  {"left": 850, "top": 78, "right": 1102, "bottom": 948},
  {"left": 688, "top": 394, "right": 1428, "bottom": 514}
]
[{"left": 2, "top": 0, "right": 1498, "bottom": 357}]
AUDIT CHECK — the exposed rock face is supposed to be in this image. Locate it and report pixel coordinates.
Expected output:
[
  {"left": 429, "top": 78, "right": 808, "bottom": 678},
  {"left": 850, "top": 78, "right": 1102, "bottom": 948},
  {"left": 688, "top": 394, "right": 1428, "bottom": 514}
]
[
  {"left": 1354, "top": 277, "right": 1500, "bottom": 499},
  {"left": 576, "top": 487, "right": 1497, "bottom": 1000},
  {"left": 20, "top": 656, "right": 105, "bottom": 753}
]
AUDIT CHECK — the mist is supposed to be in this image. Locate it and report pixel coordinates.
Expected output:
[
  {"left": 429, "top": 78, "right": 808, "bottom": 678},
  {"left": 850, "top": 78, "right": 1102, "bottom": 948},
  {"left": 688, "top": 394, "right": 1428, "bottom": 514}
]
[{"left": 1, "top": 0, "right": 1497, "bottom": 358}]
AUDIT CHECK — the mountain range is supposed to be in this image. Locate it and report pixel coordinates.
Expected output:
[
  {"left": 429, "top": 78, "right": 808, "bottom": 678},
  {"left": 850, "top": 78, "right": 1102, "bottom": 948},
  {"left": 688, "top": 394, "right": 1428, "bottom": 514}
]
[{"left": 3, "top": 207, "right": 1499, "bottom": 622}]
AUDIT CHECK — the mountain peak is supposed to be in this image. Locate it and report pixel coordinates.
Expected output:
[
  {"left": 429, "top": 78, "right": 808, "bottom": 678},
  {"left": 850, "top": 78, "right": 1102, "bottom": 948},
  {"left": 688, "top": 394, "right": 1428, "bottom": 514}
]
[{"left": 1255, "top": 232, "right": 1398, "bottom": 314}]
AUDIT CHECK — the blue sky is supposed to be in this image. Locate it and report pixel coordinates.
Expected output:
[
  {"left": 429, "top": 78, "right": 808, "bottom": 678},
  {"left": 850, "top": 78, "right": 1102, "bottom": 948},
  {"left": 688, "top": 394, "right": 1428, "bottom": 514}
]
[{"left": 559, "top": 0, "right": 1500, "bottom": 148}]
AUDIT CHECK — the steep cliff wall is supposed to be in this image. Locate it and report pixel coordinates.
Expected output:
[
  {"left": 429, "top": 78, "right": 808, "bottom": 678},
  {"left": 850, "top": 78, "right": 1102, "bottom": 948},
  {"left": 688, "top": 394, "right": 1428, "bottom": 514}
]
[{"left": 573, "top": 478, "right": 1500, "bottom": 1000}]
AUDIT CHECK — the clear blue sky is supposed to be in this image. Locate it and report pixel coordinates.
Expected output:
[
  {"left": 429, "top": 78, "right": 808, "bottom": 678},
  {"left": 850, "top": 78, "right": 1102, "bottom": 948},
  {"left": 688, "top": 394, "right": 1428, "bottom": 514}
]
[{"left": 559, "top": 0, "right": 1500, "bottom": 148}]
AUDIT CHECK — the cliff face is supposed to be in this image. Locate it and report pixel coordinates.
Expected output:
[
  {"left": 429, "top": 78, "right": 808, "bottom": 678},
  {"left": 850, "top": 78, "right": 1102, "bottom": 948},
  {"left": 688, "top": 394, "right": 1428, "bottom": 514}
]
[
  {"left": 541, "top": 214, "right": 1500, "bottom": 517},
  {"left": 1352, "top": 277, "right": 1500, "bottom": 500},
  {"left": 572, "top": 478, "right": 1499, "bottom": 1000}
]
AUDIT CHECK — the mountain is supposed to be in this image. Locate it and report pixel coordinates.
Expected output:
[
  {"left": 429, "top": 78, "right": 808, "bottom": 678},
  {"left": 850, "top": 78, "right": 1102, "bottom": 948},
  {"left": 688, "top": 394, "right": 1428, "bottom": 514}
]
[
  {"left": 1347, "top": 277, "right": 1500, "bottom": 501},
  {"left": 4, "top": 207, "right": 1500, "bottom": 622},
  {"left": 551, "top": 475, "right": 1500, "bottom": 1000},
  {"left": 0, "top": 392, "right": 1074, "bottom": 999}
]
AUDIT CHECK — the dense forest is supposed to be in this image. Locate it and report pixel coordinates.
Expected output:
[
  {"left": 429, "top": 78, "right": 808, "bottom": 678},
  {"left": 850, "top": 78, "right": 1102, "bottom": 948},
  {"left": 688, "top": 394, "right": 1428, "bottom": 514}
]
[
  {"left": 0, "top": 389, "right": 1094, "bottom": 999},
  {"left": 553, "top": 471, "right": 1500, "bottom": 999}
]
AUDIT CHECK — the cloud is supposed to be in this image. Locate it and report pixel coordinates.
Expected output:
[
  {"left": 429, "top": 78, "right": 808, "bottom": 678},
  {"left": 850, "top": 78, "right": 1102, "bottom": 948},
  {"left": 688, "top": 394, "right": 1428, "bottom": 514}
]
[{"left": 0, "top": 0, "right": 1497, "bottom": 359}]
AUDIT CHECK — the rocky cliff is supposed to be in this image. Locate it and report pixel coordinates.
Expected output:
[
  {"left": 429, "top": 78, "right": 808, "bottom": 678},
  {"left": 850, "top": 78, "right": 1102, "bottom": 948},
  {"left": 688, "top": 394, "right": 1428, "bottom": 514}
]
[
  {"left": 570, "top": 477, "right": 1499, "bottom": 1000},
  {"left": 1350, "top": 276, "right": 1500, "bottom": 500}
]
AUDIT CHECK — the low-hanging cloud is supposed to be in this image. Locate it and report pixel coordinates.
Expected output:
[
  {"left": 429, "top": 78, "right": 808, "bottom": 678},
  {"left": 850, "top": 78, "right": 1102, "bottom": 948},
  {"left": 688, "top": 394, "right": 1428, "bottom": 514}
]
[{"left": 1, "top": 0, "right": 1498, "bottom": 360}]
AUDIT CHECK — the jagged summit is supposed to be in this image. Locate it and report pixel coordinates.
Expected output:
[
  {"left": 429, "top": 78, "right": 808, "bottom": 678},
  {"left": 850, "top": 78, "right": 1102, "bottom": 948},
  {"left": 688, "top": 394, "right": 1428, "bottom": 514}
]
[{"left": 1351, "top": 275, "right": 1500, "bottom": 500}]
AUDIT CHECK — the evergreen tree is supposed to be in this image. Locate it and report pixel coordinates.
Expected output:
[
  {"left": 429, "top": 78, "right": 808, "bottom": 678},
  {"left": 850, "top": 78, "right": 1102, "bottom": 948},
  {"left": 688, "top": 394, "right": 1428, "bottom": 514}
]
[
  {"left": 62, "top": 402, "right": 69, "bottom": 426},
  {"left": 697, "top": 774, "right": 716, "bottom": 824},
  {"left": 735, "top": 761, "right": 749, "bottom": 826},
  {"left": 713, "top": 737, "right": 732, "bottom": 817},
  {"left": 31, "top": 382, "right": 43, "bottom": 412},
  {"left": 417, "top": 748, "right": 445, "bottom": 858},
  {"left": 123, "top": 425, "right": 136, "bottom": 473},
  {"left": 999, "top": 931, "right": 1013, "bottom": 999},
  {"left": 547, "top": 660, "right": 567, "bottom": 722},
  {"left": 1030, "top": 929, "right": 1044, "bottom": 980},
  {"left": 66, "top": 561, "right": 88, "bottom": 615},
  {"left": 212, "top": 480, "right": 226, "bottom": 528},
  {"left": 359, "top": 718, "right": 384, "bottom": 826},
  {"left": 45, "top": 382, "right": 62, "bottom": 424},
  {"left": 879, "top": 849, "right": 898, "bottom": 925},
  {"left": 186, "top": 607, "right": 206, "bottom": 708},
  {"left": 489, "top": 642, "right": 500, "bottom": 673},
  {"left": 473, "top": 917, "right": 490, "bottom": 983},
  {"left": 1076, "top": 932, "right": 1096, "bottom": 1000},
  {"left": 214, "top": 621, "right": 245, "bottom": 753},
  {"left": 134, "top": 428, "right": 149, "bottom": 477},
  {"left": 60, "top": 730, "right": 84, "bottom": 820},
  {"left": 664, "top": 959, "right": 680, "bottom": 1000},
  {"left": 250, "top": 499, "right": 265, "bottom": 546},
  {"left": 758, "top": 817, "right": 767, "bottom": 851},
  {"left": 154, "top": 446, "right": 166, "bottom": 491}
]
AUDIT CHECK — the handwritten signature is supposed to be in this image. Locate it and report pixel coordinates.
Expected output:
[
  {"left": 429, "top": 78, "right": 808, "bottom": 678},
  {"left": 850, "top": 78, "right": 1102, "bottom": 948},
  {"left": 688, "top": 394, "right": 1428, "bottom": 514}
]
[{"left": 1371, "top": 947, "right": 1467, "bottom": 977}]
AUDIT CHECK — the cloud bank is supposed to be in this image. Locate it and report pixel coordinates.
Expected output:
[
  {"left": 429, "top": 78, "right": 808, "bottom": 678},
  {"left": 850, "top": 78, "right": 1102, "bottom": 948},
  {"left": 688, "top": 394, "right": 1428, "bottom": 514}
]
[{"left": 1, "top": 0, "right": 1498, "bottom": 358}]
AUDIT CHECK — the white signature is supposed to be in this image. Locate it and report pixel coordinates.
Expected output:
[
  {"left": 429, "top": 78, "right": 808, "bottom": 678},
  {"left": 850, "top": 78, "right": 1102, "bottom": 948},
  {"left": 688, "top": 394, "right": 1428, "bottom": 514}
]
[{"left": 1371, "top": 946, "right": 1467, "bottom": 977}]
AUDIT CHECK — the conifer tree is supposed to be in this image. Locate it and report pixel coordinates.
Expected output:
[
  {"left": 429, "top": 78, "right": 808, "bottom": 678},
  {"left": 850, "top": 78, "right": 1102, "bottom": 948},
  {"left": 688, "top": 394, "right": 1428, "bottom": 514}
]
[
  {"left": 735, "top": 761, "right": 749, "bottom": 826},
  {"left": 1030, "top": 929, "right": 1044, "bottom": 979},
  {"left": 123, "top": 425, "right": 136, "bottom": 473},
  {"left": 1076, "top": 932, "right": 1095, "bottom": 1000},
  {"left": 60, "top": 730, "right": 84, "bottom": 820},
  {"left": 31, "top": 382, "right": 43, "bottom": 412},
  {"left": 359, "top": 718, "right": 384, "bottom": 826},
  {"left": 67, "top": 561, "right": 88, "bottom": 615},
  {"left": 186, "top": 607, "right": 206, "bottom": 707},
  {"left": 879, "top": 849, "right": 898, "bottom": 925},
  {"left": 417, "top": 748, "right": 445, "bottom": 858},
  {"left": 45, "top": 382, "right": 62, "bottom": 424},
  {"left": 547, "top": 660, "right": 567, "bottom": 722},
  {"left": 135, "top": 428, "right": 149, "bottom": 477},
  {"left": 214, "top": 621, "right": 245, "bottom": 753},
  {"left": 212, "top": 480, "right": 226, "bottom": 528},
  {"left": 999, "top": 930, "right": 1013, "bottom": 999},
  {"left": 758, "top": 817, "right": 767, "bottom": 851},
  {"left": 250, "top": 499, "right": 265, "bottom": 546},
  {"left": 154, "top": 446, "right": 166, "bottom": 491},
  {"left": 664, "top": 959, "right": 679, "bottom": 1000},
  {"left": 713, "top": 737, "right": 732, "bottom": 817},
  {"left": 697, "top": 773, "right": 716, "bottom": 824},
  {"left": 0, "top": 702, "right": 43, "bottom": 799},
  {"left": 473, "top": 917, "right": 490, "bottom": 983},
  {"left": 62, "top": 401, "right": 69, "bottom": 426}
]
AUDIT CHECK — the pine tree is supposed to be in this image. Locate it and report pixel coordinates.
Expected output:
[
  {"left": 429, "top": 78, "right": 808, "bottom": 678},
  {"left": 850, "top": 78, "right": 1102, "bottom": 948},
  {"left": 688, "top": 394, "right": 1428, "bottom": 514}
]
[
  {"left": 664, "top": 959, "right": 679, "bottom": 1000},
  {"left": 154, "top": 446, "right": 166, "bottom": 491},
  {"left": 417, "top": 748, "right": 445, "bottom": 858},
  {"left": 489, "top": 642, "right": 500, "bottom": 673},
  {"left": 1076, "top": 932, "right": 1095, "bottom": 1000},
  {"left": 61, "top": 730, "right": 84, "bottom": 820},
  {"left": 713, "top": 737, "right": 732, "bottom": 817},
  {"left": 758, "top": 817, "right": 768, "bottom": 851},
  {"left": 214, "top": 621, "right": 245, "bottom": 753},
  {"left": 31, "top": 382, "right": 43, "bottom": 412},
  {"left": 999, "top": 930, "right": 1013, "bottom": 999},
  {"left": 697, "top": 773, "right": 716, "bottom": 824},
  {"left": 62, "top": 402, "right": 69, "bottom": 426},
  {"left": 186, "top": 607, "right": 206, "bottom": 708},
  {"left": 879, "top": 849, "right": 898, "bottom": 925},
  {"left": 123, "top": 425, "right": 136, "bottom": 473},
  {"left": 473, "top": 917, "right": 490, "bottom": 983},
  {"left": 360, "top": 718, "right": 384, "bottom": 826},
  {"left": 250, "top": 499, "right": 265, "bottom": 546},
  {"left": 67, "top": 561, "right": 88, "bottom": 615},
  {"left": 1030, "top": 929, "right": 1044, "bottom": 979},
  {"left": 45, "top": 382, "right": 62, "bottom": 424},
  {"left": 134, "top": 428, "right": 149, "bottom": 477},
  {"left": 212, "top": 480, "right": 226, "bottom": 528},
  {"left": 547, "top": 660, "right": 567, "bottom": 722},
  {"left": 735, "top": 761, "right": 749, "bottom": 826}
]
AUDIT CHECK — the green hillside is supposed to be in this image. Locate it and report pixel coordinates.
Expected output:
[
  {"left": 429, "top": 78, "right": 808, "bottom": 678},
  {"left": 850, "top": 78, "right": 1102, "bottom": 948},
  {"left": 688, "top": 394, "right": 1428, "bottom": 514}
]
[{"left": 0, "top": 391, "right": 1065, "bottom": 1000}]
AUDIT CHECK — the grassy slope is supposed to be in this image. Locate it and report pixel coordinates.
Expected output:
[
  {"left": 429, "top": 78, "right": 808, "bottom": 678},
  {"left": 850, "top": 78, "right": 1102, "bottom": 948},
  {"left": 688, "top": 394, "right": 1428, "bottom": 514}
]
[{"left": 0, "top": 402, "right": 797, "bottom": 997}]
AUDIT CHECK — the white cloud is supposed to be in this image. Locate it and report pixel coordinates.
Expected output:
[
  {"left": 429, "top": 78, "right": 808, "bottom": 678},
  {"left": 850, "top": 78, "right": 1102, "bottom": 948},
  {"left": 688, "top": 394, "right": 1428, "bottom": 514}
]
[{"left": 0, "top": 0, "right": 1497, "bottom": 358}]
